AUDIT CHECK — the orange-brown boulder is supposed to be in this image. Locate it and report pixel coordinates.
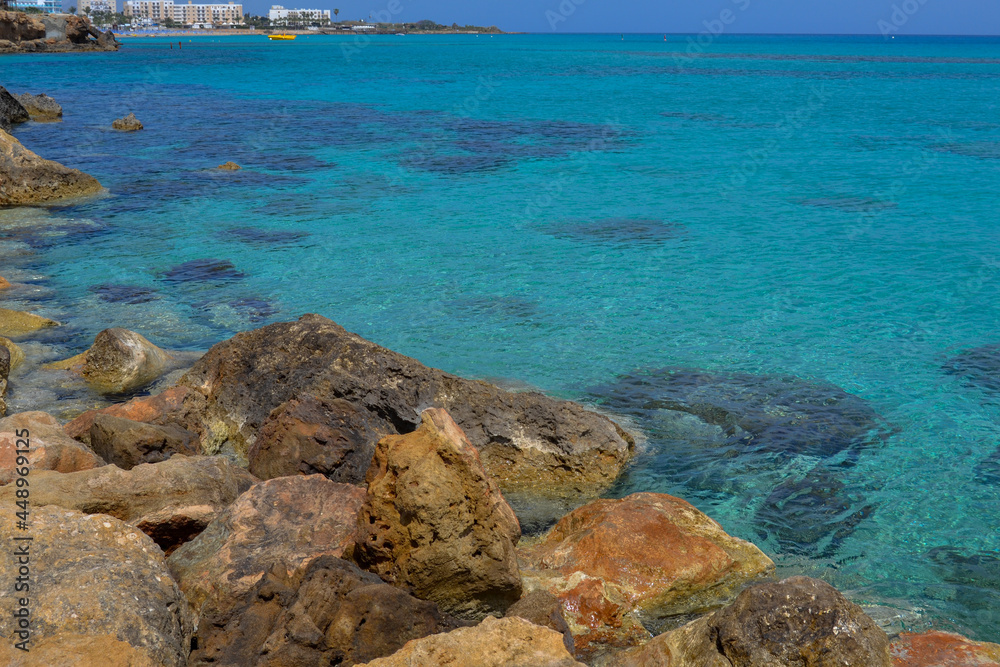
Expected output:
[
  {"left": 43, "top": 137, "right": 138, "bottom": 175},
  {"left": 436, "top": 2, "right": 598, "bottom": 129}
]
[
  {"left": 354, "top": 408, "right": 522, "bottom": 618},
  {"left": 167, "top": 474, "right": 365, "bottom": 617},
  {"left": 890, "top": 631, "right": 1000, "bottom": 666},
  {"left": 519, "top": 492, "right": 774, "bottom": 659},
  {"left": 0, "top": 411, "right": 103, "bottom": 484},
  {"left": 64, "top": 385, "right": 201, "bottom": 443}
]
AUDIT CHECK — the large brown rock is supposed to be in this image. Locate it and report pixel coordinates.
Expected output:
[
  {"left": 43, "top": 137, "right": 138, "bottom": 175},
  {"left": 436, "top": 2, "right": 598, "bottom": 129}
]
[
  {"left": 191, "top": 555, "right": 466, "bottom": 667},
  {"left": 0, "top": 12, "right": 46, "bottom": 43},
  {"left": 357, "top": 615, "right": 586, "bottom": 667},
  {"left": 13, "top": 92, "right": 62, "bottom": 121},
  {"left": 0, "top": 506, "right": 193, "bottom": 665},
  {"left": 0, "top": 411, "right": 104, "bottom": 484},
  {"left": 64, "top": 385, "right": 201, "bottom": 444},
  {"left": 248, "top": 393, "right": 386, "bottom": 484},
  {"left": 46, "top": 327, "right": 176, "bottom": 395},
  {"left": 0, "top": 129, "right": 102, "bottom": 205},
  {"left": 0, "top": 455, "right": 255, "bottom": 554},
  {"left": 610, "top": 576, "right": 892, "bottom": 667},
  {"left": 0, "top": 84, "right": 29, "bottom": 132},
  {"left": 175, "top": 315, "right": 634, "bottom": 503},
  {"left": 0, "top": 632, "right": 160, "bottom": 666},
  {"left": 890, "top": 631, "right": 1000, "bottom": 667},
  {"left": 89, "top": 413, "right": 200, "bottom": 469},
  {"left": 354, "top": 408, "right": 522, "bottom": 618},
  {"left": 112, "top": 112, "right": 143, "bottom": 131},
  {"left": 167, "top": 474, "right": 365, "bottom": 617},
  {"left": 519, "top": 492, "right": 774, "bottom": 659},
  {"left": 0, "top": 336, "right": 25, "bottom": 370},
  {"left": 0, "top": 306, "right": 59, "bottom": 338}
]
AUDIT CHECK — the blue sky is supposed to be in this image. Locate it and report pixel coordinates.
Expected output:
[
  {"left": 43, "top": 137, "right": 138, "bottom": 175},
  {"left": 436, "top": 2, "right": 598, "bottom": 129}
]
[{"left": 240, "top": 0, "right": 1000, "bottom": 35}]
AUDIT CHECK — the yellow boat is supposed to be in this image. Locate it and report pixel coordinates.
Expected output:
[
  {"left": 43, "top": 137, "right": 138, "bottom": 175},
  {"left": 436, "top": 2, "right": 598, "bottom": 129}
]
[{"left": 268, "top": 34, "right": 296, "bottom": 40}]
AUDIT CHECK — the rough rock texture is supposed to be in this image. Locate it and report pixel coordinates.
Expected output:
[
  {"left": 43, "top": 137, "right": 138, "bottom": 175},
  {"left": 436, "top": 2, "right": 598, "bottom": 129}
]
[
  {"left": 174, "top": 315, "right": 634, "bottom": 502},
  {"left": 0, "top": 455, "right": 255, "bottom": 554},
  {"left": 248, "top": 393, "right": 386, "bottom": 484},
  {"left": 0, "top": 85, "right": 29, "bottom": 132},
  {"left": 890, "top": 631, "right": 1000, "bottom": 667},
  {"left": 112, "top": 112, "right": 144, "bottom": 131},
  {"left": 357, "top": 615, "right": 586, "bottom": 667},
  {"left": 611, "top": 576, "right": 891, "bottom": 667},
  {"left": 0, "top": 411, "right": 104, "bottom": 484},
  {"left": 218, "top": 161, "right": 241, "bottom": 170},
  {"left": 506, "top": 590, "right": 575, "bottom": 655},
  {"left": 46, "top": 327, "right": 175, "bottom": 395},
  {"left": 354, "top": 409, "right": 523, "bottom": 618},
  {"left": 0, "top": 12, "right": 120, "bottom": 53},
  {"left": 0, "top": 276, "right": 10, "bottom": 289},
  {"left": 0, "top": 130, "right": 102, "bottom": 206},
  {"left": 519, "top": 492, "right": 774, "bottom": 658},
  {"left": 65, "top": 385, "right": 202, "bottom": 444},
  {"left": 167, "top": 474, "right": 366, "bottom": 617},
  {"left": 0, "top": 336, "right": 25, "bottom": 370},
  {"left": 0, "top": 345, "right": 8, "bottom": 417},
  {"left": 0, "top": 633, "right": 160, "bottom": 666},
  {"left": 14, "top": 92, "right": 62, "bottom": 121},
  {"left": 191, "top": 555, "right": 466, "bottom": 667},
  {"left": 89, "top": 413, "right": 200, "bottom": 469},
  {"left": 0, "top": 307, "right": 59, "bottom": 338},
  {"left": 0, "top": 506, "right": 194, "bottom": 666}
]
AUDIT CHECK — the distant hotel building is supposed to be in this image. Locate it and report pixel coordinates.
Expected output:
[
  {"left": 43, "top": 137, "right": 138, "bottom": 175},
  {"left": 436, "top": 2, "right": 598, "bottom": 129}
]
[
  {"left": 79, "top": 0, "right": 118, "bottom": 14},
  {"left": 123, "top": 0, "right": 243, "bottom": 26},
  {"left": 267, "top": 5, "right": 330, "bottom": 22},
  {"left": 7, "top": 0, "right": 62, "bottom": 13}
]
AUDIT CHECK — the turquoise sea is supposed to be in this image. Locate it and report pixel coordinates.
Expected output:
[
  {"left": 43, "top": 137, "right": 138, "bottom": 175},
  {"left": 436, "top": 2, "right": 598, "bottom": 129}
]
[{"left": 2, "top": 33, "right": 1000, "bottom": 638}]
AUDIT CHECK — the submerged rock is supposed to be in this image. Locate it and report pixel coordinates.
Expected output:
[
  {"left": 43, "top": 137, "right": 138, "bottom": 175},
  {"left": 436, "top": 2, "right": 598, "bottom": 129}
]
[
  {"left": 45, "top": 328, "right": 175, "bottom": 395},
  {"left": 609, "top": 576, "right": 891, "bottom": 667},
  {"left": 357, "top": 616, "right": 586, "bottom": 667},
  {"left": 217, "top": 161, "right": 241, "bottom": 170},
  {"left": 0, "top": 411, "right": 104, "bottom": 484},
  {"left": 0, "top": 276, "right": 10, "bottom": 290},
  {"left": 0, "top": 130, "right": 102, "bottom": 205},
  {"left": 190, "top": 555, "right": 465, "bottom": 667},
  {"left": 519, "top": 492, "right": 774, "bottom": 659},
  {"left": 0, "top": 455, "right": 255, "bottom": 554},
  {"left": 0, "top": 85, "right": 29, "bottom": 133},
  {"left": 89, "top": 283, "right": 159, "bottom": 304},
  {"left": 594, "top": 368, "right": 885, "bottom": 459},
  {"left": 14, "top": 92, "right": 62, "bottom": 121},
  {"left": 112, "top": 112, "right": 143, "bottom": 131},
  {"left": 0, "top": 506, "right": 194, "bottom": 666},
  {"left": 161, "top": 258, "right": 245, "bottom": 284},
  {"left": 889, "top": 631, "right": 1000, "bottom": 666},
  {"left": 945, "top": 343, "right": 1000, "bottom": 393},
  {"left": 354, "top": 409, "right": 523, "bottom": 618},
  {"left": 0, "top": 307, "right": 59, "bottom": 338},
  {"left": 89, "top": 414, "right": 200, "bottom": 469},
  {"left": 173, "top": 315, "right": 633, "bottom": 505},
  {"left": 167, "top": 475, "right": 365, "bottom": 618}
]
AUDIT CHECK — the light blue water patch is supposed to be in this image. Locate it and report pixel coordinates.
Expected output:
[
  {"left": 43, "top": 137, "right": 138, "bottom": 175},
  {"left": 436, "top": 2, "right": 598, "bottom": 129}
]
[{"left": 2, "top": 33, "right": 999, "bottom": 637}]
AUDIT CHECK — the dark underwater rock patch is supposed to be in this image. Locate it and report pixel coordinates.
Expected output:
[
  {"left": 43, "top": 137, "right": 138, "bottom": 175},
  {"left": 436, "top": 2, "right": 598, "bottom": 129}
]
[
  {"left": 801, "top": 197, "right": 898, "bottom": 213},
  {"left": 593, "top": 368, "right": 886, "bottom": 459},
  {"left": 943, "top": 343, "right": 1000, "bottom": 392},
  {"left": 543, "top": 218, "right": 685, "bottom": 247},
  {"left": 446, "top": 296, "right": 540, "bottom": 322},
  {"left": 403, "top": 153, "right": 512, "bottom": 174},
  {"left": 89, "top": 283, "right": 160, "bottom": 304},
  {"left": 974, "top": 447, "right": 1000, "bottom": 486},
  {"left": 755, "top": 467, "right": 875, "bottom": 557},
  {"left": 931, "top": 141, "right": 1000, "bottom": 160},
  {"left": 220, "top": 227, "right": 309, "bottom": 246},
  {"left": 194, "top": 298, "right": 278, "bottom": 323},
  {"left": 161, "top": 259, "right": 245, "bottom": 285}
]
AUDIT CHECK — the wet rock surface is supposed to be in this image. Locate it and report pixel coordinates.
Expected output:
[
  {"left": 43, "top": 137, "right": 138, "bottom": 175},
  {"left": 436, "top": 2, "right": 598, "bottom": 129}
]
[
  {"left": 0, "top": 307, "right": 59, "bottom": 338},
  {"left": 890, "top": 631, "right": 1000, "bottom": 667},
  {"left": 190, "top": 555, "right": 466, "bottom": 667},
  {"left": 354, "top": 409, "right": 522, "bottom": 618},
  {"left": 0, "top": 506, "right": 193, "bottom": 666},
  {"left": 0, "top": 130, "right": 102, "bottom": 205},
  {"left": 45, "top": 327, "right": 176, "bottom": 395}
]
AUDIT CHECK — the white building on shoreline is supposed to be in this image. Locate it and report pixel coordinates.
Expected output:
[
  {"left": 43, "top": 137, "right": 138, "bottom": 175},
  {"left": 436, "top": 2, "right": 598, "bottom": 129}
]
[
  {"left": 123, "top": 0, "right": 244, "bottom": 26},
  {"left": 79, "top": 0, "right": 118, "bottom": 13},
  {"left": 268, "top": 5, "right": 330, "bottom": 23}
]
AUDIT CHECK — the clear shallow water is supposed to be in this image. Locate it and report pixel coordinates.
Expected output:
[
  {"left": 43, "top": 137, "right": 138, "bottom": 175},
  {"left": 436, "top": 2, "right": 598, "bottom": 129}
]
[{"left": 2, "top": 33, "right": 1000, "bottom": 638}]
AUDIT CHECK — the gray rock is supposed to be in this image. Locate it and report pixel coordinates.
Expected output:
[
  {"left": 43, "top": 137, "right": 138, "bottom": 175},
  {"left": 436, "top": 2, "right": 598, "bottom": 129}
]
[
  {"left": 0, "top": 85, "right": 29, "bottom": 133},
  {"left": 13, "top": 92, "right": 62, "bottom": 120}
]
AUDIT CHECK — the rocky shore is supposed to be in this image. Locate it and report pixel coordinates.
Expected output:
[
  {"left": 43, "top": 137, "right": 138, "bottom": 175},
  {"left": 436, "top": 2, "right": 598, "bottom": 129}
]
[
  {"left": 0, "top": 307, "right": 997, "bottom": 665},
  {"left": 0, "top": 11, "right": 119, "bottom": 54}
]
